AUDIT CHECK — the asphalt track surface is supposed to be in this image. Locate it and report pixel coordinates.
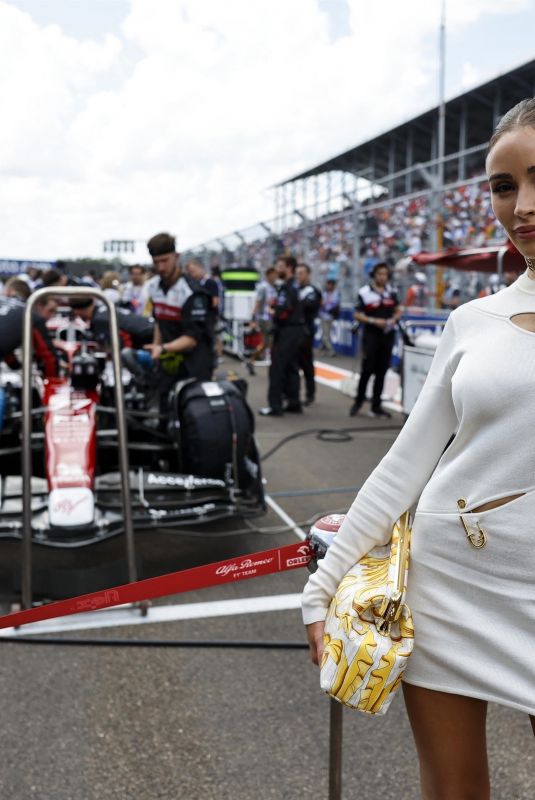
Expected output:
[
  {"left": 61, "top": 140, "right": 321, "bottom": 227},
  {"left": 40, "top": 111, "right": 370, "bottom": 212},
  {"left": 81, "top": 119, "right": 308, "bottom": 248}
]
[{"left": 1, "top": 355, "right": 534, "bottom": 799}]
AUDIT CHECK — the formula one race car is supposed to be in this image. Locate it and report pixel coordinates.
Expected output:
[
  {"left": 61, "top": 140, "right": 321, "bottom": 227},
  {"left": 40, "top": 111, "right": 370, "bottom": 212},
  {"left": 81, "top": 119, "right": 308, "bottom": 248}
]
[{"left": 0, "top": 308, "right": 265, "bottom": 562}]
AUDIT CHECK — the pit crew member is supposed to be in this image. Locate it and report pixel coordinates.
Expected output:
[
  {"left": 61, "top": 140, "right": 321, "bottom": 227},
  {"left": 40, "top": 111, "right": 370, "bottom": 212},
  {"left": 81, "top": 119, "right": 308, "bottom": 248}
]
[
  {"left": 143, "top": 232, "right": 215, "bottom": 416},
  {"left": 259, "top": 255, "right": 306, "bottom": 416},
  {"left": 349, "top": 262, "right": 402, "bottom": 418},
  {"left": 0, "top": 279, "right": 59, "bottom": 377}
]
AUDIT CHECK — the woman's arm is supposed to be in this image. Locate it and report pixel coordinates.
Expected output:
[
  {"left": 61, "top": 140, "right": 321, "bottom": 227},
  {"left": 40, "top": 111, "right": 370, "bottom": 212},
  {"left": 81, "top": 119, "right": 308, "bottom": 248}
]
[{"left": 302, "top": 311, "right": 460, "bottom": 625}]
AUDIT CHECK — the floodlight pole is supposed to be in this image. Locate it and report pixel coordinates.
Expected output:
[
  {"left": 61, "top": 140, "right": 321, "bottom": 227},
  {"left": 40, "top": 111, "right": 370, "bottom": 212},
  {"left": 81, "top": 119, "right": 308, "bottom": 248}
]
[
  {"left": 430, "top": 0, "right": 447, "bottom": 309},
  {"left": 343, "top": 189, "right": 362, "bottom": 294},
  {"left": 437, "top": 0, "right": 446, "bottom": 196}
]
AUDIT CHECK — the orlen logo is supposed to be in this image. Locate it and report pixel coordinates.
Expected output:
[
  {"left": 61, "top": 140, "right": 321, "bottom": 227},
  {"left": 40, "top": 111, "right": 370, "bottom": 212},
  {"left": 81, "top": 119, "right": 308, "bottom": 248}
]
[
  {"left": 75, "top": 590, "right": 120, "bottom": 612},
  {"left": 53, "top": 495, "right": 90, "bottom": 517},
  {"left": 286, "top": 545, "right": 311, "bottom": 568}
]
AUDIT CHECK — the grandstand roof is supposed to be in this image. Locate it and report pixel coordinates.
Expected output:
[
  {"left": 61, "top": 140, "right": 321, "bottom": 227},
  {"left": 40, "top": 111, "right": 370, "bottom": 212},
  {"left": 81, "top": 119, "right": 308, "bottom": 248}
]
[{"left": 276, "top": 58, "right": 535, "bottom": 187}]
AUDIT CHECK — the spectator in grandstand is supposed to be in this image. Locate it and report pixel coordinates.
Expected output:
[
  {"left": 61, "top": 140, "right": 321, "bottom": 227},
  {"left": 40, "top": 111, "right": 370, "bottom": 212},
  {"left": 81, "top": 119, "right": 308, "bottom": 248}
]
[
  {"left": 144, "top": 233, "right": 215, "bottom": 425},
  {"left": 247, "top": 265, "right": 278, "bottom": 373},
  {"left": 477, "top": 269, "right": 518, "bottom": 298},
  {"left": 349, "top": 262, "right": 402, "bottom": 418},
  {"left": 318, "top": 279, "right": 340, "bottom": 356},
  {"left": 200, "top": 179, "right": 505, "bottom": 308},
  {"left": 100, "top": 271, "right": 122, "bottom": 304},
  {"left": 121, "top": 264, "right": 147, "bottom": 314},
  {"left": 478, "top": 273, "right": 503, "bottom": 298},
  {"left": 296, "top": 262, "right": 322, "bottom": 406},
  {"left": 404, "top": 272, "right": 430, "bottom": 308},
  {"left": 259, "top": 255, "right": 306, "bottom": 416},
  {"left": 440, "top": 279, "right": 462, "bottom": 310}
]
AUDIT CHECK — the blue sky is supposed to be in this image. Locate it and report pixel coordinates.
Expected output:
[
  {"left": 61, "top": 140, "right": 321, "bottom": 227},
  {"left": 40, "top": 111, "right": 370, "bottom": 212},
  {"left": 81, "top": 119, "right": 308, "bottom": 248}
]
[
  {"left": 12, "top": 0, "right": 131, "bottom": 38},
  {"left": 1, "top": 0, "right": 534, "bottom": 259}
]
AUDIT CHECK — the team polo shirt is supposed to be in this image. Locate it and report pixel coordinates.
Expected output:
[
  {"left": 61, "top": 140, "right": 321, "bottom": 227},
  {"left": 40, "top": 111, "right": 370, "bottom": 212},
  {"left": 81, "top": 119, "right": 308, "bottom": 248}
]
[
  {"left": 355, "top": 283, "right": 399, "bottom": 328},
  {"left": 273, "top": 279, "right": 305, "bottom": 330},
  {"left": 144, "top": 274, "right": 211, "bottom": 344},
  {"left": 299, "top": 283, "right": 322, "bottom": 336}
]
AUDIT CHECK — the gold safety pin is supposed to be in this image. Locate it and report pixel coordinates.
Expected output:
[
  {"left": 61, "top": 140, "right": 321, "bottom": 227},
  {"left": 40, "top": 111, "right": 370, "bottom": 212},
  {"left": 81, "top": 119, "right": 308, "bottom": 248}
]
[{"left": 457, "top": 499, "right": 487, "bottom": 549}]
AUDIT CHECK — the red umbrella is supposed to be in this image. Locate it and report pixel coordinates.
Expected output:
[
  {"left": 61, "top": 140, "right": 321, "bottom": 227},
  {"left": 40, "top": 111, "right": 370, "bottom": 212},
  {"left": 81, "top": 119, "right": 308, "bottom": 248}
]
[{"left": 412, "top": 240, "right": 525, "bottom": 273}]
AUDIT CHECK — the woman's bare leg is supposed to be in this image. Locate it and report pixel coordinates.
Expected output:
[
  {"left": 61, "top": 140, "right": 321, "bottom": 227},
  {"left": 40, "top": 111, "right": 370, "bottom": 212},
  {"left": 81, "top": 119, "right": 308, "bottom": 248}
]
[{"left": 402, "top": 682, "right": 490, "bottom": 800}]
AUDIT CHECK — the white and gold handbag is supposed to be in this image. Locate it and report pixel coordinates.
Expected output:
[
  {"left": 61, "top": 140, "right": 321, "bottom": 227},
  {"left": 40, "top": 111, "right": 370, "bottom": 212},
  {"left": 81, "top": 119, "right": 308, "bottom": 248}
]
[{"left": 319, "top": 511, "right": 414, "bottom": 715}]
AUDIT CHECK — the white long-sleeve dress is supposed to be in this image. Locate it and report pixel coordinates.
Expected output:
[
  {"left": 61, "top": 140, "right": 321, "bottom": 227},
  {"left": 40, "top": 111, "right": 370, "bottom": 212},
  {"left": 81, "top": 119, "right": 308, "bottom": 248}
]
[{"left": 302, "top": 268, "right": 535, "bottom": 715}]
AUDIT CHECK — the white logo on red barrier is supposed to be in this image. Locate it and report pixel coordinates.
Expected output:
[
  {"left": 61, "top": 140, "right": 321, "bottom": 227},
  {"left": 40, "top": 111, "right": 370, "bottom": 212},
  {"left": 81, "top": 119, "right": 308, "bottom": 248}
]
[
  {"left": 286, "top": 545, "right": 311, "bottom": 568},
  {"left": 75, "top": 590, "right": 120, "bottom": 612},
  {"left": 286, "top": 556, "right": 310, "bottom": 567},
  {"left": 216, "top": 556, "right": 275, "bottom": 578}
]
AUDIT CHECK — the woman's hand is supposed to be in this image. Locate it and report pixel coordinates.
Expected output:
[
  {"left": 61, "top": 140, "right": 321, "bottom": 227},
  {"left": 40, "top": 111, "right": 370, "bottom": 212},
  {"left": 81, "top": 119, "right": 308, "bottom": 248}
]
[{"left": 306, "top": 621, "right": 325, "bottom": 666}]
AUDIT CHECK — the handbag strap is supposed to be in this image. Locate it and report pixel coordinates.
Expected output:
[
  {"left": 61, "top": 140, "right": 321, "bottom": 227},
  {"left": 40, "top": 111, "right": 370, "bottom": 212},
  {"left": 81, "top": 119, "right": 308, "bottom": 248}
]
[
  {"left": 393, "top": 510, "right": 411, "bottom": 598},
  {"left": 378, "top": 510, "right": 411, "bottom": 632}
]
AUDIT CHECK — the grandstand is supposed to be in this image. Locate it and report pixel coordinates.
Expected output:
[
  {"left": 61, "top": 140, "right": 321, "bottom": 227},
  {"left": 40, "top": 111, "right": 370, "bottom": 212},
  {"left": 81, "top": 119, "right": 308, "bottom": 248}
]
[{"left": 191, "top": 58, "right": 535, "bottom": 302}]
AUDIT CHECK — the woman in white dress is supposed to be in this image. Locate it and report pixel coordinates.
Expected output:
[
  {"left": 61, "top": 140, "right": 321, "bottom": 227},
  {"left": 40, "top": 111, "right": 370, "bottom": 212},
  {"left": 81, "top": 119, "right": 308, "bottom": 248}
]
[{"left": 302, "top": 98, "right": 535, "bottom": 799}]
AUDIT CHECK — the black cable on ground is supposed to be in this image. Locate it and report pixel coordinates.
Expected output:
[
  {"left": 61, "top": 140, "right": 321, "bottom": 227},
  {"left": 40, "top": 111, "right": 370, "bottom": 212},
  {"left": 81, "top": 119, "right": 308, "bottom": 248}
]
[
  {"left": 269, "top": 486, "right": 360, "bottom": 498},
  {"left": 260, "top": 424, "right": 402, "bottom": 462},
  {"left": 0, "top": 637, "right": 308, "bottom": 650}
]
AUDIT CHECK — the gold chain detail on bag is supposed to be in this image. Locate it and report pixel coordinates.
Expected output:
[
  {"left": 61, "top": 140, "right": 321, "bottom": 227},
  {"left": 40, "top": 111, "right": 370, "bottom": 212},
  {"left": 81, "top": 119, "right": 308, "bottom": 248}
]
[
  {"left": 320, "top": 511, "right": 414, "bottom": 715},
  {"left": 457, "top": 499, "right": 487, "bottom": 548}
]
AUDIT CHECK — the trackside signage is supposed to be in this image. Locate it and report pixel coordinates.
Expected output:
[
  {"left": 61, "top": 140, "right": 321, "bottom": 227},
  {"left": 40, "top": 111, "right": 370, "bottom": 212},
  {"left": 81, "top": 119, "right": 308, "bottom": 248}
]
[{"left": 0, "top": 542, "right": 312, "bottom": 631}]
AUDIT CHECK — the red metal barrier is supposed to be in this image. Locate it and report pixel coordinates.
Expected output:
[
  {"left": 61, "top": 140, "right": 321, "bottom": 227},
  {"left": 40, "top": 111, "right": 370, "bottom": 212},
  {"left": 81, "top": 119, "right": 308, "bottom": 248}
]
[{"left": 0, "top": 541, "right": 312, "bottom": 630}]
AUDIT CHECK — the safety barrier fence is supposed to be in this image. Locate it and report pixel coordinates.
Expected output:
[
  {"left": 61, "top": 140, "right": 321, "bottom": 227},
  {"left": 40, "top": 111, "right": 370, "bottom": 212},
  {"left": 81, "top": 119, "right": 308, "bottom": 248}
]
[
  {"left": 187, "top": 173, "right": 503, "bottom": 307},
  {"left": 0, "top": 539, "right": 345, "bottom": 800}
]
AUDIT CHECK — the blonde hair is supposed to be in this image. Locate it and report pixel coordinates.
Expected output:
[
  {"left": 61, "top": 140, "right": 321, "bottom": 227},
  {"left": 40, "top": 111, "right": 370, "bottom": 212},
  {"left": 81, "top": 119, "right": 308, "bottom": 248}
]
[{"left": 100, "top": 270, "right": 120, "bottom": 290}]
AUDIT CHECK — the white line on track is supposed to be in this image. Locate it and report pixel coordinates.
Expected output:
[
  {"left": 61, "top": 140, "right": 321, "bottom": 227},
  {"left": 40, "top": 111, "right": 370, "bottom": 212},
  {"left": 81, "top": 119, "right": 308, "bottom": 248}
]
[
  {"left": 264, "top": 494, "right": 307, "bottom": 540},
  {"left": 1, "top": 593, "right": 303, "bottom": 637}
]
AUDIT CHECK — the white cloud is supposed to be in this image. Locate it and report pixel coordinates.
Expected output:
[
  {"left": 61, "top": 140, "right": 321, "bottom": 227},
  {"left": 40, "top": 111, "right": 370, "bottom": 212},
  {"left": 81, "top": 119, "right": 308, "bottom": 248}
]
[
  {"left": 0, "top": 2, "right": 121, "bottom": 177},
  {"left": 0, "top": 0, "right": 531, "bottom": 259},
  {"left": 459, "top": 61, "right": 482, "bottom": 90}
]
